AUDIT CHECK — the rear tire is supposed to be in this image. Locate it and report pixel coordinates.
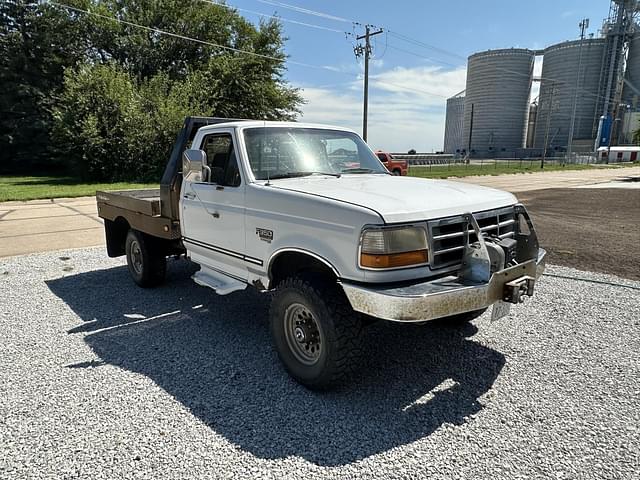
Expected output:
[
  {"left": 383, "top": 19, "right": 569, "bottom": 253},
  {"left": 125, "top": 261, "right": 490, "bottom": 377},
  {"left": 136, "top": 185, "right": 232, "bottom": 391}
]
[
  {"left": 392, "top": 169, "right": 401, "bottom": 176},
  {"left": 125, "top": 229, "right": 166, "bottom": 288},
  {"left": 270, "top": 275, "right": 363, "bottom": 390}
]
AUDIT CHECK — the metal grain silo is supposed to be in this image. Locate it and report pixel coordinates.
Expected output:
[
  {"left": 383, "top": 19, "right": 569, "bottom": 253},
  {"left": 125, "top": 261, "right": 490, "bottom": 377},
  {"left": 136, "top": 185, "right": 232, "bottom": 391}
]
[
  {"left": 462, "top": 49, "right": 535, "bottom": 157},
  {"left": 534, "top": 39, "right": 606, "bottom": 151},
  {"left": 443, "top": 91, "right": 465, "bottom": 153},
  {"left": 623, "top": 32, "right": 640, "bottom": 109}
]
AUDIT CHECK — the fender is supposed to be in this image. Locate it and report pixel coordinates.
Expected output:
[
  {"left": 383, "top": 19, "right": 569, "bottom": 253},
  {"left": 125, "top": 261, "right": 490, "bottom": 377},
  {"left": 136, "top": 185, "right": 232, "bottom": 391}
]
[{"left": 267, "top": 247, "right": 341, "bottom": 280}]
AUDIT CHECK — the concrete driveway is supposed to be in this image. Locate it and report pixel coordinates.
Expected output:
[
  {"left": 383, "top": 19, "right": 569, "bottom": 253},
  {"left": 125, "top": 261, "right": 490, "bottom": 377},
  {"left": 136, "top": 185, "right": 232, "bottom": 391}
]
[
  {"left": 1, "top": 166, "right": 638, "bottom": 257},
  {"left": 0, "top": 197, "right": 103, "bottom": 257}
]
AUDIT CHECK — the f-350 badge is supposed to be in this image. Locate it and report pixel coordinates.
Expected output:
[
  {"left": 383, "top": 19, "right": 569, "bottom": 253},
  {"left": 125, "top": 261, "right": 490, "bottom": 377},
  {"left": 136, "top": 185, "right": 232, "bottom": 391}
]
[{"left": 256, "top": 228, "right": 273, "bottom": 243}]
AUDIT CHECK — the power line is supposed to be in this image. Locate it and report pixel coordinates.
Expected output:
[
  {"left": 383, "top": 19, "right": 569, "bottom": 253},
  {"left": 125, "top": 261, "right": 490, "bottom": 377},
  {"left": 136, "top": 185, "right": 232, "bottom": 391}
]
[
  {"left": 202, "top": 0, "right": 345, "bottom": 33},
  {"left": 49, "top": 1, "right": 463, "bottom": 102},
  {"left": 386, "top": 43, "right": 461, "bottom": 69},
  {"left": 386, "top": 30, "right": 466, "bottom": 61},
  {"left": 47, "top": 1, "right": 341, "bottom": 72},
  {"left": 245, "top": 0, "right": 617, "bottom": 107},
  {"left": 256, "top": 0, "right": 354, "bottom": 24},
  {"left": 251, "top": 0, "right": 465, "bottom": 64}
]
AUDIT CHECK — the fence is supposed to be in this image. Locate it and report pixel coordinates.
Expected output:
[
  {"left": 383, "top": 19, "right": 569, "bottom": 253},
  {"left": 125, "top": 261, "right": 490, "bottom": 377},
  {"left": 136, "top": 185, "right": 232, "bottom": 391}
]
[{"left": 394, "top": 153, "right": 602, "bottom": 168}]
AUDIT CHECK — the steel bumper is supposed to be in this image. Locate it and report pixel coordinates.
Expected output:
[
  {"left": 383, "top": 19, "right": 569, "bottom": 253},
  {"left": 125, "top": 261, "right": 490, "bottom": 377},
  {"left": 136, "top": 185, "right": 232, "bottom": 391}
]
[{"left": 341, "top": 248, "right": 546, "bottom": 323}]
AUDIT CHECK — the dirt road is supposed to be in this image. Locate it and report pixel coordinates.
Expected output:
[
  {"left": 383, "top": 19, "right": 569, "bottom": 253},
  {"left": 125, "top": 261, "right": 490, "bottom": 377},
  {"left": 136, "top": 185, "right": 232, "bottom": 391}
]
[
  {"left": 455, "top": 165, "right": 640, "bottom": 192},
  {"left": 519, "top": 188, "right": 640, "bottom": 280}
]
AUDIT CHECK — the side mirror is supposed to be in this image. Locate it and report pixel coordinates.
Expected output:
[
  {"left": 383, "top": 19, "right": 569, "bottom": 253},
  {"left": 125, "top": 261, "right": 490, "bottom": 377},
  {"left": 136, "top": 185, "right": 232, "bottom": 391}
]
[{"left": 182, "top": 149, "right": 210, "bottom": 182}]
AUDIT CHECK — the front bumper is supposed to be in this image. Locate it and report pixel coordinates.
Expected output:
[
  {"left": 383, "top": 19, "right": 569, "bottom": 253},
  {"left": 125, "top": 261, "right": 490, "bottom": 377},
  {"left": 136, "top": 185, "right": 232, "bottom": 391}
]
[{"left": 341, "top": 205, "right": 546, "bottom": 323}]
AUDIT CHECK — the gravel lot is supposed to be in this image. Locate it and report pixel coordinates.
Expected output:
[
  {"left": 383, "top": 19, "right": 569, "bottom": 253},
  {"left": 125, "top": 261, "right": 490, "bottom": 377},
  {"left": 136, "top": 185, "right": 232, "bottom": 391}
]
[{"left": 1, "top": 247, "right": 639, "bottom": 479}]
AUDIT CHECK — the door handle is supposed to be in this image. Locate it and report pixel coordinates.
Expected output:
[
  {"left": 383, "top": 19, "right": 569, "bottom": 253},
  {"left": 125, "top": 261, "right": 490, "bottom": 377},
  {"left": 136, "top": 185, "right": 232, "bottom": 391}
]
[
  {"left": 211, "top": 212, "right": 220, "bottom": 219},
  {"left": 183, "top": 192, "right": 195, "bottom": 200}
]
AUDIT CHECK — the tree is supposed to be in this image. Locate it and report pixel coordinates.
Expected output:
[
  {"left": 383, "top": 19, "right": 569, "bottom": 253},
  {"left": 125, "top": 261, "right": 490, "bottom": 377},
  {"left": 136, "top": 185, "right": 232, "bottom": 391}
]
[
  {"left": 2, "top": 0, "right": 303, "bottom": 179},
  {"left": 0, "top": 0, "right": 89, "bottom": 173},
  {"left": 53, "top": 63, "right": 210, "bottom": 181}
]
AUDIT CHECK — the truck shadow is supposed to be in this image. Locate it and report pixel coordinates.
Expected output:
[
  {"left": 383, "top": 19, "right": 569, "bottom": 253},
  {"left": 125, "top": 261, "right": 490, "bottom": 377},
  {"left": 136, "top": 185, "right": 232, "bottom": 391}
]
[{"left": 46, "top": 261, "right": 505, "bottom": 467}]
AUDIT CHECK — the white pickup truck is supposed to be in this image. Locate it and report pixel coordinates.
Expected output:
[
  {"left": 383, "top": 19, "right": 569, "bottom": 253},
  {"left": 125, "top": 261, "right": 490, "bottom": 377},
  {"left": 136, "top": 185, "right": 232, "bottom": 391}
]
[{"left": 97, "top": 117, "right": 545, "bottom": 389}]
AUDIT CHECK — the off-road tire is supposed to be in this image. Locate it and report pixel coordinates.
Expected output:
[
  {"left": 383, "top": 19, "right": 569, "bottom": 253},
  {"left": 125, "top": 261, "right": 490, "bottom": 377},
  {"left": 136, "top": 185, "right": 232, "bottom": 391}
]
[
  {"left": 125, "top": 229, "right": 166, "bottom": 288},
  {"left": 270, "top": 275, "right": 364, "bottom": 390}
]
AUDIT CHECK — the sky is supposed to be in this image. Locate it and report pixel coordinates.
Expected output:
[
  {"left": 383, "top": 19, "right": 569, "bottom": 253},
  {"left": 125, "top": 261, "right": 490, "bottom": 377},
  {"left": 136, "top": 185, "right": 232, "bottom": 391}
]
[{"left": 228, "top": 0, "right": 609, "bottom": 152}]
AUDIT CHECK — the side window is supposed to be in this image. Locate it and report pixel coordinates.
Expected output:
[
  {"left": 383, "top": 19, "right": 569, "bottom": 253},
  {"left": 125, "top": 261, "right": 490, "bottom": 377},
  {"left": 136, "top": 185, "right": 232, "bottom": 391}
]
[
  {"left": 200, "top": 134, "right": 241, "bottom": 187},
  {"left": 376, "top": 153, "right": 387, "bottom": 162}
]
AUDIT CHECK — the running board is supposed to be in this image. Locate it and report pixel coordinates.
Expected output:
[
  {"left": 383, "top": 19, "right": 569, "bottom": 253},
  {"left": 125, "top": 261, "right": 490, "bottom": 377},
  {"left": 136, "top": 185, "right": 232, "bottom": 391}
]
[{"left": 192, "top": 266, "right": 247, "bottom": 295}]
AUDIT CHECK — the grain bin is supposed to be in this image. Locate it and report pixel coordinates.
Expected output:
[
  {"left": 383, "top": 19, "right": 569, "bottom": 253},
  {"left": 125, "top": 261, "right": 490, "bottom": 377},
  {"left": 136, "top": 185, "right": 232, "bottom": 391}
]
[
  {"left": 534, "top": 39, "right": 606, "bottom": 151},
  {"left": 462, "top": 49, "right": 535, "bottom": 157},
  {"left": 443, "top": 92, "right": 465, "bottom": 153},
  {"left": 623, "top": 31, "right": 640, "bottom": 109}
]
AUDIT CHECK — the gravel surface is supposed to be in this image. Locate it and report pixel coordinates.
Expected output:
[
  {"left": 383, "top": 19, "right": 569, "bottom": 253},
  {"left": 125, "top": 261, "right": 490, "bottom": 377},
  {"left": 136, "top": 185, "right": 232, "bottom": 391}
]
[{"left": 1, "top": 247, "right": 639, "bottom": 479}]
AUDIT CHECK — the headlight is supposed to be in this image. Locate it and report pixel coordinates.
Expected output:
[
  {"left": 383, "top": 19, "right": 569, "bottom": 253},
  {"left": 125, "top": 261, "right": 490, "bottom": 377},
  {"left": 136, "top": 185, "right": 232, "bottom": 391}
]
[{"left": 360, "top": 226, "right": 428, "bottom": 269}]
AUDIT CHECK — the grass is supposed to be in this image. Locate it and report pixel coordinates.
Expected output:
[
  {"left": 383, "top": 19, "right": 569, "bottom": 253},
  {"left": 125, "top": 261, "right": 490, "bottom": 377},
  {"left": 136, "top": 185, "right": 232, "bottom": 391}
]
[
  {"left": 408, "top": 160, "right": 637, "bottom": 179},
  {"left": 2, "top": 161, "right": 637, "bottom": 201},
  {"left": 0, "top": 176, "right": 158, "bottom": 202}
]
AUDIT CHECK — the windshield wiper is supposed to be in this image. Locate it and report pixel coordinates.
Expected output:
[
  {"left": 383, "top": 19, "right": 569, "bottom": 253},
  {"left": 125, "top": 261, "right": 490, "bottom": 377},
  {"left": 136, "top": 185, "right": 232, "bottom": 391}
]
[
  {"left": 340, "top": 167, "right": 383, "bottom": 174},
  {"left": 266, "top": 171, "right": 341, "bottom": 180}
]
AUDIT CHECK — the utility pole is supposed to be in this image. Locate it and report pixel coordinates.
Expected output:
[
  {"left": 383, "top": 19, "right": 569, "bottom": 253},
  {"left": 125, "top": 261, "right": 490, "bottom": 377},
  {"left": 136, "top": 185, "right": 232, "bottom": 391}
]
[
  {"left": 466, "top": 103, "right": 474, "bottom": 164},
  {"left": 567, "top": 18, "right": 589, "bottom": 162},
  {"left": 542, "top": 83, "right": 556, "bottom": 169},
  {"left": 355, "top": 25, "right": 383, "bottom": 142}
]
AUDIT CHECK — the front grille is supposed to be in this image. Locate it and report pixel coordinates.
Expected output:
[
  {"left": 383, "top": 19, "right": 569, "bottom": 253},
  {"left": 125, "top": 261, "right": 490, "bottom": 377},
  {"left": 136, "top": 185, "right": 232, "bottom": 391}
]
[{"left": 427, "top": 206, "right": 516, "bottom": 269}]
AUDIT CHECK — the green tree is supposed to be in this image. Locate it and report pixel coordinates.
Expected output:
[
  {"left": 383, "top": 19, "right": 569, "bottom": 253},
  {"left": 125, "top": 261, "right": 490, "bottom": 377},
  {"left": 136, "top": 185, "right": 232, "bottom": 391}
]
[
  {"left": 53, "top": 63, "right": 204, "bottom": 180},
  {"left": 3, "top": 0, "right": 303, "bottom": 179},
  {"left": 0, "top": 0, "right": 89, "bottom": 173}
]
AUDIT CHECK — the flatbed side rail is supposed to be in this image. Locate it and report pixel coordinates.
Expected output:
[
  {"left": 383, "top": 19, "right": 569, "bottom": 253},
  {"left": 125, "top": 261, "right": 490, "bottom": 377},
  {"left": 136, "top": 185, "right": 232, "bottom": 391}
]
[{"left": 96, "top": 189, "right": 161, "bottom": 217}]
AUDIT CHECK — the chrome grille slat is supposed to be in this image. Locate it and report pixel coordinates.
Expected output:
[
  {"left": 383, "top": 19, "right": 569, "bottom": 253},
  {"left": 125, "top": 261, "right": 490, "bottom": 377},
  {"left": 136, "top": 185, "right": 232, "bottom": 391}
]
[
  {"left": 432, "top": 245, "right": 466, "bottom": 256},
  {"left": 427, "top": 206, "right": 517, "bottom": 269},
  {"left": 432, "top": 219, "right": 516, "bottom": 240}
]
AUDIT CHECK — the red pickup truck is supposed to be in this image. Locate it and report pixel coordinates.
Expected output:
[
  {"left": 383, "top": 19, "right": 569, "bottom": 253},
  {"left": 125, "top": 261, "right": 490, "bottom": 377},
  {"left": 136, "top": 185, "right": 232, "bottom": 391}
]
[{"left": 376, "top": 151, "right": 408, "bottom": 176}]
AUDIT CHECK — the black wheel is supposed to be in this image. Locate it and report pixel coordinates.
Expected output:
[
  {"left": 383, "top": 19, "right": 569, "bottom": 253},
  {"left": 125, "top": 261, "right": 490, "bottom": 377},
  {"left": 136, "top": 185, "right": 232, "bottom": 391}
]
[
  {"left": 392, "top": 169, "right": 401, "bottom": 176},
  {"left": 270, "top": 276, "right": 363, "bottom": 390},
  {"left": 125, "top": 229, "right": 166, "bottom": 288},
  {"left": 436, "top": 308, "right": 487, "bottom": 326}
]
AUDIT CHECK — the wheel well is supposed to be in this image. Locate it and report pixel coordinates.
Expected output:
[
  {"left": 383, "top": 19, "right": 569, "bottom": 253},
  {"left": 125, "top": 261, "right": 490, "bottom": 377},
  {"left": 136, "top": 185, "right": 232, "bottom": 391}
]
[
  {"left": 105, "top": 216, "right": 130, "bottom": 257},
  {"left": 269, "top": 251, "right": 338, "bottom": 288}
]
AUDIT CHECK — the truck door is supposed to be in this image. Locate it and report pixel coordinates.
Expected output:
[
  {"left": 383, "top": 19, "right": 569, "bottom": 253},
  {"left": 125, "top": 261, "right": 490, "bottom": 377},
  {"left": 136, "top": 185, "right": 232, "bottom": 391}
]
[{"left": 181, "top": 130, "right": 248, "bottom": 280}]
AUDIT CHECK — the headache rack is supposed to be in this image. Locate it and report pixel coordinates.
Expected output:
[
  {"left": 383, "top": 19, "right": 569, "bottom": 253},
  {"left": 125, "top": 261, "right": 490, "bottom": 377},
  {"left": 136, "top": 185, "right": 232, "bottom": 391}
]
[{"left": 427, "top": 206, "right": 517, "bottom": 269}]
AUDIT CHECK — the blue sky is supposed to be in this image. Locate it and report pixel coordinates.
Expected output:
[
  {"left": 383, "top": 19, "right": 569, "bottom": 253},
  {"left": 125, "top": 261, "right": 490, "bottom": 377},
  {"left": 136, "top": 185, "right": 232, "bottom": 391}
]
[{"left": 228, "top": 0, "right": 608, "bottom": 151}]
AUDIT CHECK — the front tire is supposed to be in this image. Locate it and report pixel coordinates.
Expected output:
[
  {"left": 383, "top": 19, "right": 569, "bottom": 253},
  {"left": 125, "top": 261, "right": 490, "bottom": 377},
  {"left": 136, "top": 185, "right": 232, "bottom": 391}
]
[
  {"left": 392, "top": 169, "right": 401, "bottom": 176},
  {"left": 270, "top": 276, "right": 363, "bottom": 390},
  {"left": 125, "top": 229, "right": 166, "bottom": 288}
]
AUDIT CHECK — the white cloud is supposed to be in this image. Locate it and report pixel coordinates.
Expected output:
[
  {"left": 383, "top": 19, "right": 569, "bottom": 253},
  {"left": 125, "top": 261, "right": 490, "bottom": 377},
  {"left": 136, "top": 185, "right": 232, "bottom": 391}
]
[{"left": 297, "top": 65, "right": 467, "bottom": 152}]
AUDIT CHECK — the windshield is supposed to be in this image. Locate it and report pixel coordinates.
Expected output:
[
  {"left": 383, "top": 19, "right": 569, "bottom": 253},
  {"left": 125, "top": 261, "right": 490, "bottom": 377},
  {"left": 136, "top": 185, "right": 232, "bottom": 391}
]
[{"left": 243, "top": 127, "right": 388, "bottom": 180}]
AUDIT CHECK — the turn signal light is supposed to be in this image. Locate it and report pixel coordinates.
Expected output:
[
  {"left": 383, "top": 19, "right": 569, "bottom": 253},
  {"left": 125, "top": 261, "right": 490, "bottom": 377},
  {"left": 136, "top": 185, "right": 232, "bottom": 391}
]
[{"left": 360, "top": 249, "right": 428, "bottom": 269}]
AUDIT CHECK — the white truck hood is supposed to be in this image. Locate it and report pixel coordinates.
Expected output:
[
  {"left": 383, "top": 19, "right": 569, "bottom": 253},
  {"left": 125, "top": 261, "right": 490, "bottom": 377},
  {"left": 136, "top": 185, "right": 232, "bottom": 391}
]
[{"left": 269, "top": 174, "right": 518, "bottom": 223}]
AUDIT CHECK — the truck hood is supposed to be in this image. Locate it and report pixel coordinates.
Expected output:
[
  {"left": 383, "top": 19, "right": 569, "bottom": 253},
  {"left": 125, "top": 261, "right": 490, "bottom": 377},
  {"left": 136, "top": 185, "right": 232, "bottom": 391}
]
[{"left": 269, "top": 174, "right": 517, "bottom": 223}]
